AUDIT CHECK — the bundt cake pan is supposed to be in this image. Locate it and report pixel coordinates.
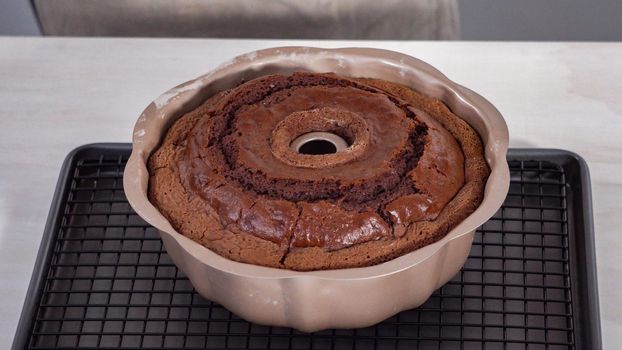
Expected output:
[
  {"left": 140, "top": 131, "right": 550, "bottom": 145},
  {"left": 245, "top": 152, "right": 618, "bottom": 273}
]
[{"left": 123, "top": 47, "right": 509, "bottom": 332}]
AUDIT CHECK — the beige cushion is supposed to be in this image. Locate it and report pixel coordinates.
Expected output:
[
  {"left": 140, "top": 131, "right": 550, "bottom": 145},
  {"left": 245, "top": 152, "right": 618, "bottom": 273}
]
[{"left": 35, "top": 0, "right": 459, "bottom": 39}]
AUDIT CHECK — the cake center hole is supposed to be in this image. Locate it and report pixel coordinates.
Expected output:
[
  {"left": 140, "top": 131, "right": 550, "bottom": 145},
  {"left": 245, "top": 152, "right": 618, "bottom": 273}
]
[
  {"left": 299, "top": 139, "right": 337, "bottom": 155},
  {"left": 291, "top": 132, "right": 348, "bottom": 155}
]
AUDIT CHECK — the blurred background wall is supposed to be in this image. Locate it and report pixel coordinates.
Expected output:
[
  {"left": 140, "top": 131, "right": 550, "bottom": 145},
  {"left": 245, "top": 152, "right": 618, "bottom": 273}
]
[
  {"left": 459, "top": 0, "right": 622, "bottom": 41},
  {"left": 1, "top": 0, "right": 621, "bottom": 40},
  {"left": 0, "top": 0, "right": 40, "bottom": 35}
]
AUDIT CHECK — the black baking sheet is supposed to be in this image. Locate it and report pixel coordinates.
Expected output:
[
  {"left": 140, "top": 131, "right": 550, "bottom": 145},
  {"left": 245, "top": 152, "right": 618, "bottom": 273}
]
[{"left": 12, "top": 144, "right": 601, "bottom": 349}]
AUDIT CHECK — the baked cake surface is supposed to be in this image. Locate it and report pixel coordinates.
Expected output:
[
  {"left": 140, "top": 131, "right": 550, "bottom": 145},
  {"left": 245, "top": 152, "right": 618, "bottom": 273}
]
[{"left": 148, "top": 72, "right": 489, "bottom": 271}]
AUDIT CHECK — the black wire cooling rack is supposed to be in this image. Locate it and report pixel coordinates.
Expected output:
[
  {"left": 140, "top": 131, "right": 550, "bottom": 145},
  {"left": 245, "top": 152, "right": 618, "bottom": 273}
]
[{"left": 12, "top": 144, "right": 601, "bottom": 349}]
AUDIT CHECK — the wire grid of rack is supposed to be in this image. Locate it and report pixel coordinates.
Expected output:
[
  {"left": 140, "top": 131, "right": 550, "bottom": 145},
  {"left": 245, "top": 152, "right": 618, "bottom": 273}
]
[{"left": 13, "top": 145, "right": 601, "bottom": 349}]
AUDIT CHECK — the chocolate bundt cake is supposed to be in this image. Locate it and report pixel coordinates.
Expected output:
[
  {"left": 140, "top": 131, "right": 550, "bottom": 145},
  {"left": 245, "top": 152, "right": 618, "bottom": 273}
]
[{"left": 148, "top": 72, "right": 489, "bottom": 271}]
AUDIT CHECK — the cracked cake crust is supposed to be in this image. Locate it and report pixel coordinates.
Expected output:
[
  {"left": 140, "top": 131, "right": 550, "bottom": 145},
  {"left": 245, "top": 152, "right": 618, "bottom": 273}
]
[{"left": 147, "top": 72, "right": 489, "bottom": 271}]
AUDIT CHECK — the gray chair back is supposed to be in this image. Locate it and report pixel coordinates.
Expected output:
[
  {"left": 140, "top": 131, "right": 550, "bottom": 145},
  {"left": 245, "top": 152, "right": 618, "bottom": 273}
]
[{"left": 33, "top": 0, "right": 459, "bottom": 39}]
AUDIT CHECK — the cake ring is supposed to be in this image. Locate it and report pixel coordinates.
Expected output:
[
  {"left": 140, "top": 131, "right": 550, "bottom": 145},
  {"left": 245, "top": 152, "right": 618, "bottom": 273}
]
[{"left": 147, "top": 72, "right": 489, "bottom": 271}]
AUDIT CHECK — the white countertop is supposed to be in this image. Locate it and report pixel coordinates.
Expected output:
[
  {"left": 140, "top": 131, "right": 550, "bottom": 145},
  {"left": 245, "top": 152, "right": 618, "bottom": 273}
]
[{"left": 1, "top": 37, "right": 620, "bottom": 348}]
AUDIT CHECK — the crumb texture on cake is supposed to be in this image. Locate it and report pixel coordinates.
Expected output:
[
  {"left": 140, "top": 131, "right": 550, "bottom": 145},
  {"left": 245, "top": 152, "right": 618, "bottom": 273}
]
[{"left": 148, "top": 72, "right": 489, "bottom": 270}]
